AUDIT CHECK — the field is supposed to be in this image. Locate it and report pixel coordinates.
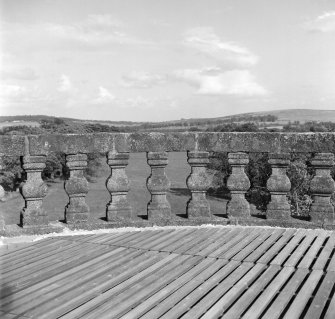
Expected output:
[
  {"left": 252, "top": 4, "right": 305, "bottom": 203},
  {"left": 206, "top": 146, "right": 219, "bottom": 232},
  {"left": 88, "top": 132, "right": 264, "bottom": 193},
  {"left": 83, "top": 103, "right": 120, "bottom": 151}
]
[
  {"left": 0, "top": 121, "right": 40, "bottom": 129},
  {"left": 1, "top": 153, "right": 227, "bottom": 225}
]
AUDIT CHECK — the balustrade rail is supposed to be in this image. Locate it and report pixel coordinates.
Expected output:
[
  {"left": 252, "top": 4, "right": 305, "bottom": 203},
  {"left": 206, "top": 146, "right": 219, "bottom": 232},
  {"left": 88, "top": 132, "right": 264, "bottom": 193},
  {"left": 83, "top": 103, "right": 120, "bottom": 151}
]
[{"left": 1, "top": 132, "right": 335, "bottom": 233}]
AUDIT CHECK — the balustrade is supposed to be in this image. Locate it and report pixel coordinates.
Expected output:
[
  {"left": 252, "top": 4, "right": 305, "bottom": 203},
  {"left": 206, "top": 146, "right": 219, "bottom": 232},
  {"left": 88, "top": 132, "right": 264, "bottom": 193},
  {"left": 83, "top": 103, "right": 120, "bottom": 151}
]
[
  {"left": 106, "top": 151, "right": 132, "bottom": 221},
  {"left": 186, "top": 151, "right": 211, "bottom": 218},
  {"left": 1, "top": 132, "right": 335, "bottom": 233},
  {"left": 266, "top": 153, "right": 291, "bottom": 219},
  {"left": 310, "top": 153, "right": 335, "bottom": 224},
  {"left": 227, "top": 152, "right": 251, "bottom": 218},
  {"left": 146, "top": 152, "right": 171, "bottom": 220},
  {"left": 64, "top": 154, "right": 89, "bottom": 224},
  {"left": 20, "top": 155, "right": 48, "bottom": 227}
]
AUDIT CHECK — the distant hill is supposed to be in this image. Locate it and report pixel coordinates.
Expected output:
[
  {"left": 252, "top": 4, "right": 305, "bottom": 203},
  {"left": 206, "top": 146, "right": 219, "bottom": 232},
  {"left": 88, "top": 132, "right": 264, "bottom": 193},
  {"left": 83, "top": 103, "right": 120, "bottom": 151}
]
[
  {"left": 235, "top": 109, "right": 335, "bottom": 124},
  {"left": 1, "top": 109, "right": 335, "bottom": 129}
]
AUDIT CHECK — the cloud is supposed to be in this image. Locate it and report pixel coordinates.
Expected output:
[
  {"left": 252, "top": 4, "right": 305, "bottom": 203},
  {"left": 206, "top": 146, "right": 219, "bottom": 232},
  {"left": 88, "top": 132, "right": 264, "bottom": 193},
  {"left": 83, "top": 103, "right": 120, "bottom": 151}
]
[
  {"left": 0, "top": 84, "right": 27, "bottom": 98},
  {"left": 305, "top": 11, "right": 335, "bottom": 32},
  {"left": 57, "top": 74, "right": 73, "bottom": 92},
  {"left": 93, "top": 86, "right": 116, "bottom": 104},
  {"left": 174, "top": 67, "right": 267, "bottom": 96},
  {"left": 183, "top": 27, "right": 258, "bottom": 67},
  {"left": 1, "top": 67, "right": 39, "bottom": 81},
  {"left": 121, "top": 71, "right": 167, "bottom": 88},
  {"left": 45, "top": 15, "right": 149, "bottom": 48}
]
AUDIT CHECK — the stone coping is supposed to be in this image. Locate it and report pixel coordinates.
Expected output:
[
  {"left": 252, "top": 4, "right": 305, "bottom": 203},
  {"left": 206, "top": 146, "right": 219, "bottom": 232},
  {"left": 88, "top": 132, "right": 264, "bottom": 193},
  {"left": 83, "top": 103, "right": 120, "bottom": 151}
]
[{"left": 1, "top": 132, "right": 335, "bottom": 156}]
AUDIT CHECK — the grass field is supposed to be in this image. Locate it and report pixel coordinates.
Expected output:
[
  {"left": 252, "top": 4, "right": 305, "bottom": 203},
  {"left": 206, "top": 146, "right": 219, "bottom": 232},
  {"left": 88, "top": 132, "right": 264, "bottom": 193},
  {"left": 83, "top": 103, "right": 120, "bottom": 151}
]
[{"left": 1, "top": 152, "right": 227, "bottom": 225}]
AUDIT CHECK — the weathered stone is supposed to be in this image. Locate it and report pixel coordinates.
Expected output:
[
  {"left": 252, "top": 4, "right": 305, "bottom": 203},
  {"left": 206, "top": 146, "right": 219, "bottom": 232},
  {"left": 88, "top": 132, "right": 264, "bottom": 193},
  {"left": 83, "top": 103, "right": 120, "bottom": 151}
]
[
  {"left": 20, "top": 155, "right": 48, "bottom": 227},
  {"left": 310, "top": 153, "right": 335, "bottom": 224},
  {"left": 106, "top": 151, "right": 132, "bottom": 221},
  {"left": 146, "top": 152, "right": 171, "bottom": 220},
  {"left": 64, "top": 154, "right": 89, "bottom": 224},
  {"left": 227, "top": 152, "right": 250, "bottom": 218},
  {"left": 0, "top": 132, "right": 329, "bottom": 155},
  {"left": 266, "top": 153, "right": 291, "bottom": 219},
  {"left": 186, "top": 151, "right": 211, "bottom": 218}
]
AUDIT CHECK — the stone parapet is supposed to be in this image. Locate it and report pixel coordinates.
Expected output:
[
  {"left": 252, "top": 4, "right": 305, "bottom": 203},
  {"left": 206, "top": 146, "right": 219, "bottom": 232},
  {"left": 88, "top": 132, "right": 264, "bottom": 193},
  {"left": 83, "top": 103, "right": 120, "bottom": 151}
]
[{"left": 1, "top": 132, "right": 335, "bottom": 233}]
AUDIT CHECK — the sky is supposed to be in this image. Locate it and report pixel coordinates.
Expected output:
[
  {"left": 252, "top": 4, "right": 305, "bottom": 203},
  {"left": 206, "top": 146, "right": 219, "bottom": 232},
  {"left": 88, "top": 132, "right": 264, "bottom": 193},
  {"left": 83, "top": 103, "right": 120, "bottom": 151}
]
[{"left": 1, "top": 0, "right": 335, "bottom": 122}]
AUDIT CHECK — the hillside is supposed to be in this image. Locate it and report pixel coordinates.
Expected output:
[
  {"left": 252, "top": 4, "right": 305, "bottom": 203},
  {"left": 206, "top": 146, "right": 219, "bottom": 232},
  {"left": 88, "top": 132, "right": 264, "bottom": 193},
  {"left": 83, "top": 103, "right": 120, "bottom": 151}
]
[
  {"left": 240, "top": 109, "right": 335, "bottom": 124},
  {"left": 1, "top": 109, "right": 335, "bottom": 130}
]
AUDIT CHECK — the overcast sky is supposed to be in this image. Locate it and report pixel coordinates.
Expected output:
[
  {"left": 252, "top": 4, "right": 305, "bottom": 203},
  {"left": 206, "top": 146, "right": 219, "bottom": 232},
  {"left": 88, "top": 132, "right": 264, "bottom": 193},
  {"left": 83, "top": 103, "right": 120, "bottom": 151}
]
[{"left": 1, "top": 0, "right": 335, "bottom": 121}]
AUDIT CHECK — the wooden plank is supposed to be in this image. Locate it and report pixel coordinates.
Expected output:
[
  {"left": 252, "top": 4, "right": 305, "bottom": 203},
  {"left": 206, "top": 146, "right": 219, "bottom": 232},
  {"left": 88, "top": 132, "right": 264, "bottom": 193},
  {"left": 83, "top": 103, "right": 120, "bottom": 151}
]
[
  {"left": 147, "top": 229, "right": 198, "bottom": 251},
  {"left": 241, "top": 266, "right": 295, "bottom": 319},
  {"left": 174, "top": 262, "right": 257, "bottom": 319},
  {"left": 134, "top": 229, "right": 180, "bottom": 250},
  {"left": 129, "top": 230, "right": 175, "bottom": 249},
  {"left": 200, "top": 263, "right": 266, "bottom": 319},
  {"left": 284, "top": 230, "right": 319, "bottom": 268},
  {"left": 261, "top": 268, "right": 309, "bottom": 319},
  {"left": 88, "top": 256, "right": 204, "bottom": 319},
  {"left": 100, "top": 231, "right": 146, "bottom": 246},
  {"left": 122, "top": 258, "right": 222, "bottom": 319},
  {"left": 176, "top": 228, "right": 228, "bottom": 255},
  {"left": 231, "top": 229, "right": 273, "bottom": 262},
  {"left": 298, "top": 231, "right": 328, "bottom": 269},
  {"left": 1, "top": 245, "right": 115, "bottom": 297},
  {"left": 140, "top": 259, "right": 233, "bottom": 319},
  {"left": 220, "top": 229, "right": 262, "bottom": 260},
  {"left": 222, "top": 265, "right": 282, "bottom": 319},
  {"left": 0, "top": 242, "right": 35, "bottom": 257},
  {"left": 160, "top": 228, "right": 212, "bottom": 253},
  {"left": 116, "top": 230, "right": 164, "bottom": 247},
  {"left": 313, "top": 232, "right": 335, "bottom": 270},
  {"left": 193, "top": 228, "right": 240, "bottom": 257},
  {"left": 270, "top": 229, "right": 306, "bottom": 266},
  {"left": 0, "top": 311, "right": 31, "bottom": 319},
  {"left": 1, "top": 238, "right": 71, "bottom": 265},
  {"left": 54, "top": 251, "right": 186, "bottom": 319},
  {"left": 304, "top": 271, "right": 335, "bottom": 319},
  {"left": 324, "top": 282, "right": 335, "bottom": 319},
  {"left": 0, "top": 246, "right": 125, "bottom": 303},
  {"left": 1, "top": 242, "right": 100, "bottom": 284},
  {"left": 244, "top": 228, "right": 285, "bottom": 263},
  {"left": 283, "top": 269, "right": 323, "bottom": 319},
  {"left": 5, "top": 248, "right": 150, "bottom": 315},
  {"left": 257, "top": 228, "right": 296, "bottom": 265},
  {"left": 207, "top": 228, "right": 254, "bottom": 258},
  {"left": 1, "top": 239, "right": 80, "bottom": 270}
]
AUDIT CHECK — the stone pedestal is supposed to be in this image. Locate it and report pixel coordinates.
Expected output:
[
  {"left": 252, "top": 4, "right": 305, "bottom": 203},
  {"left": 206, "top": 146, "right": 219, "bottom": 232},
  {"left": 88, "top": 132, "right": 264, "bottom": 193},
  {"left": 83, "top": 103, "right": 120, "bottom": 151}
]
[
  {"left": 64, "top": 154, "right": 89, "bottom": 224},
  {"left": 186, "top": 151, "right": 210, "bottom": 219},
  {"left": 227, "top": 152, "right": 250, "bottom": 218},
  {"left": 106, "top": 152, "right": 132, "bottom": 221},
  {"left": 20, "top": 155, "right": 48, "bottom": 227},
  {"left": 266, "top": 153, "right": 291, "bottom": 220},
  {"left": 310, "top": 153, "right": 335, "bottom": 224},
  {"left": 146, "top": 152, "right": 171, "bottom": 220}
]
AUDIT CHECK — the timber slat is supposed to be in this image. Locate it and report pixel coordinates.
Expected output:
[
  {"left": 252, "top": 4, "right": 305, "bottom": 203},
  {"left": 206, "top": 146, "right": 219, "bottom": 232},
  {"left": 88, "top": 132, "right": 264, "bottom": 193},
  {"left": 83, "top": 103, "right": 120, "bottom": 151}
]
[
  {"left": 1, "top": 226, "right": 334, "bottom": 318},
  {"left": 282, "top": 269, "right": 324, "bottom": 319},
  {"left": 261, "top": 268, "right": 309, "bottom": 319},
  {"left": 313, "top": 232, "right": 335, "bottom": 270},
  {"left": 141, "top": 259, "right": 232, "bottom": 319}
]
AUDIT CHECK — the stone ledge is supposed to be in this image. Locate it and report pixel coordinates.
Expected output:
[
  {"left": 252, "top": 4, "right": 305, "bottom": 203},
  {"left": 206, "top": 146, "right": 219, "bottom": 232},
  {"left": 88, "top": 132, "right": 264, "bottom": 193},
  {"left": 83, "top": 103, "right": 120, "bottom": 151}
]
[
  {"left": 1, "top": 132, "right": 335, "bottom": 156},
  {"left": 1, "top": 216, "right": 333, "bottom": 236}
]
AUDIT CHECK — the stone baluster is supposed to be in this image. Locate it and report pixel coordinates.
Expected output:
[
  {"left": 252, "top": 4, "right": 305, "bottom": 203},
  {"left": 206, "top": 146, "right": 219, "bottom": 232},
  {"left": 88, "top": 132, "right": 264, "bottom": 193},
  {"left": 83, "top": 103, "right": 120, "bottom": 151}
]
[
  {"left": 227, "top": 152, "right": 250, "bottom": 218},
  {"left": 20, "top": 155, "right": 48, "bottom": 227},
  {"left": 266, "top": 153, "right": 291, "bottom": 219},
  {"left": 310, "top": 153, "right": 335, "bottom": 224},
  {"left": 106, "top": 151, "right": 132, "bottom": 221},
  {"left": 146, "top": 152, "right": 171, "bottom": 220},
  {"left": 64, "top": 154, "right": 89, "bottom": 224},
  {"left": 186, "top": 151, "right": 211, "bottom": 218}
]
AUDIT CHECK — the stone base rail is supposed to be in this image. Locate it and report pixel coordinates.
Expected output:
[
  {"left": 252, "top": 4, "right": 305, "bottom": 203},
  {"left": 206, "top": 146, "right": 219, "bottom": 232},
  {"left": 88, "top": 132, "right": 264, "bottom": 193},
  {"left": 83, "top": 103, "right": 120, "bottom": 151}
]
[{"left": 1, "top": 132, "right": 335, "bottom": 234}]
